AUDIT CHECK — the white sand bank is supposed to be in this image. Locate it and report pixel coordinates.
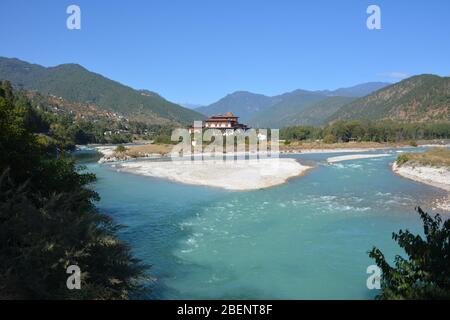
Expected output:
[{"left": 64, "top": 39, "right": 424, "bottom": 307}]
[
  {"left": 392, "top": 163, "right": 450, "bottom": 192},
  {"left": 116, "top": 158, "right": 311, "bottom": 191},
  {"left": 96, "top": 146, "right": 116, "bottom": 157},
  {"left": 95, "top": 146, "right": 127, "bottom": 163},
  {"left": 327, "top": 154, "right": 390, "bottom": 163},
  {"left": 392, "top": 163, "right": 450, "bottom": 212}
]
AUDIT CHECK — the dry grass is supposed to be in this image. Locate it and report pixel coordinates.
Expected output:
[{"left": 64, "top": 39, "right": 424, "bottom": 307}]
[
  {"left": 125, "top": 144, "right": 173, "bottom": 157},
  {"left": 397, "top": 147, "right": 450, "bottom": 167}
]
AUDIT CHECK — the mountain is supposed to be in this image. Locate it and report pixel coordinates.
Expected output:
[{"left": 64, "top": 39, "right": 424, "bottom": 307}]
[
  {"left": 0, "top": 57, "right": 204, "bottom": 125},
  {"left": 317, "top": 82, "right": 390, "bottom": 97},
  {"left": 197, "top": 82, "right": 390, "bottom": 128},
  {"left": 195, "top": 91, "right": 279, "bottom": 121},
  {"left": 180, "top": 103, "right": 204, "bottom": 110},
  {"left": 138, "top": 89, "right": 163, "bottom": 99},
  {"left": 327, "top": 75, "right": 450, "bottom": 122},
  {"left": 247, "top": 90, "right": 327, "bottom": 128},
  {"left": 284, "top": 96, "right": 357, "bottom": 127}
]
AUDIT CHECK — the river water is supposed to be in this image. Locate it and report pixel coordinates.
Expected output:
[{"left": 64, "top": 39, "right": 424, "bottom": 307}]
[{"left": 79, "top": 148, "right": 448, "bottom": 299}]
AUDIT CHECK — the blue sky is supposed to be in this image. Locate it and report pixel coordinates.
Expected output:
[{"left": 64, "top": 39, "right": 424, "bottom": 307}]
[{"left": 1, "top": 0, "right": 449, "bottom": 105}]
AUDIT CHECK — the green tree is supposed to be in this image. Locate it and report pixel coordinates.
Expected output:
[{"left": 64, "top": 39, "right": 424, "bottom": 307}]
[
  {"left": 0, "top": 82, "right": 148, "bottom": 299},
  {"left": 323, "top": 134, "right": 337, "bottom": 144},
  {"left": 1, "top": 80, "right": 14, "bottom": 102},
  {"left": 115, "top": 145, "right": 127, "bottom": 153},
  {"left": 369, "top": 207, "right": 450, "bottom": 299}
]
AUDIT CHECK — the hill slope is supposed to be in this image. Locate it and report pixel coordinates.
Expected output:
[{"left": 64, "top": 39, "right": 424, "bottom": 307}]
[
  {"left": 317, "top": 82, "right": 390, "bottom": 97},
  {"left": 285, "top": 96, "right": 357, "bottom": 126},
  {"left": 195, "top": 91, "right": 279, "bottom": 121},
  {"left": 0, "top": 57, "right": 204, "bottom": 125},
  {"left": 248, "top": 90, "right": 327, "bottom": 128},
  {"left": 198, "top": 82, "right": 389, "bottom": 128},
  {"left": 327, "top": 75, "right": 450, "bottom": 122}
]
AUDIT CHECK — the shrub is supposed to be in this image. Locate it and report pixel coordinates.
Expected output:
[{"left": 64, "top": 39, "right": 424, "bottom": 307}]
[
  {"left": 396, "top": 148, "right": 450, "bottom": 167},
  {"left": 153, "top": 134, "right": 173, "bottom": 144},
  {"left": 369, "top": 207, "right": 450, "bottom": 299},
  {"left": 396, "top": 154, "right": 411, "bottom": 166},
  {"left": 115, "top": 145, "right": 127, "bottom": 153},
  {"left": 323, "top": 134, "right": 337, "bottom": 144}
]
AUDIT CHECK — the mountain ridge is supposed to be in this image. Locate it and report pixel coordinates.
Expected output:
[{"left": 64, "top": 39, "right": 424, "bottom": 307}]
[
  {"left": 196, "top": 82, "right": 390, "bottom": 127},
  {"left": 195, "top": 91, "right": 280, "bottom": 122},
  {"left": 327, "top": 74, "right": 450, "bottom": 123},
  {"left": 0, "top": 57, "right": 204, "bottom": 125}
]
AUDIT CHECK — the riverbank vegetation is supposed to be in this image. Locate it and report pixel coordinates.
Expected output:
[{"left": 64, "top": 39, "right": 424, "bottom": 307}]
[
  {"left": 106, "top": 119, "right": 450, "bottom": 151},
  {"left": 279, "top": 141, "right": 408, "bottom": 152},
  {"left": 396, "top": 148, "right": 450, "bottom": 167},
  {"left": 126, "top": 143, "right": 173, "bottom": 157},
  {"left": 0, "top": 81, "right": 148, "bottom": 299},
  {"left": 2, "top": 84, "right": 177, "bottom": 151},
  {"left": 280, "top": 120, "right": 450, "bottom": 143},
  {"left": 369, "top": 207, "right": 450, "bottom": 299}
]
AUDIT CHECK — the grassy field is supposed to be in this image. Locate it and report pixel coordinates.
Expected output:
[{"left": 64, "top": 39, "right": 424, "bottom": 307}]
[{"left": 396, "top": 148, "right": 450, "bottom": 167}]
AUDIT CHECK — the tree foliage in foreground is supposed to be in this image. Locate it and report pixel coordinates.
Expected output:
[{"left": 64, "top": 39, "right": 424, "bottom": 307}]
[
  {"left": 369, "top": 207, "right": 450, "bottom": 299},
  {"left": 0, "top": 80, "right": 148, "bottom": 299}
]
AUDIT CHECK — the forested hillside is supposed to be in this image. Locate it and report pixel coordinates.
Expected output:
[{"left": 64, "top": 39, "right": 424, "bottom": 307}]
[
  {"left": 195, "top": 91, "right": 279, "bottom": 121},
  {"left": 328, "top": 75, "right": 450, "bottom": 122},
  {"left": 248, "top": 90, "right": 326, "bottom": 128},
  {"left": 197, "top": 82, "right": 389, "bottom": 127},
  {"left": 0, "top": 57, "right": 204, "bottom": 125},
  {"left": 283, "top": 96, "right": 356, "bottom": 126}
]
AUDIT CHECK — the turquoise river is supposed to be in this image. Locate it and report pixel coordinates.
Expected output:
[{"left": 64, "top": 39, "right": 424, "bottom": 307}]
[{"left": 78, "top": 148, "right": 448, "bottom": 299}]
